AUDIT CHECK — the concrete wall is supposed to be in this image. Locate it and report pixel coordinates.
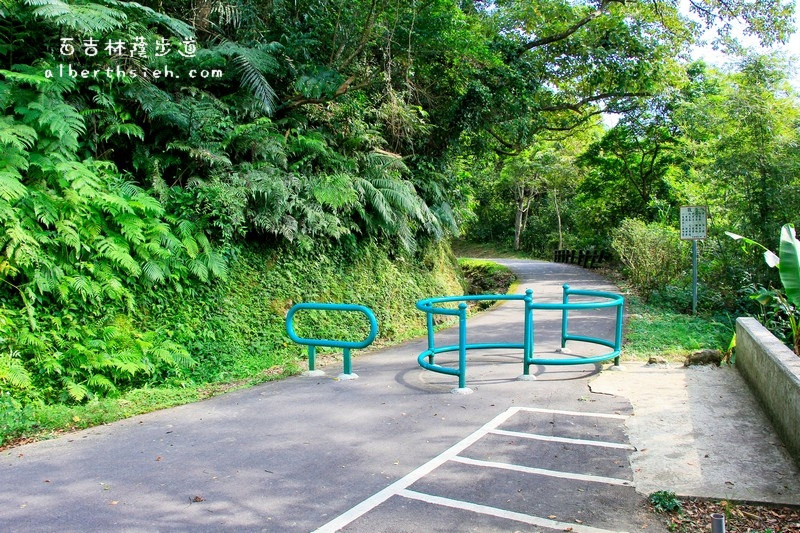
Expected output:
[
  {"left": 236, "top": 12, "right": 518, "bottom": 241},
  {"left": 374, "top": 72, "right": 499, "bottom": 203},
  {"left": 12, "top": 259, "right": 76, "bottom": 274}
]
[{"left": 736, "top": 317, "right": 800, "bottom": 465}]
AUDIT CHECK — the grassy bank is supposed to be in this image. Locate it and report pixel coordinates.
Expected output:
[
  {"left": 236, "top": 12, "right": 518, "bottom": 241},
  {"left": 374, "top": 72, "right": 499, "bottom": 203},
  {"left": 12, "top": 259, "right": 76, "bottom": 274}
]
[
  {"left": 614, "top": 278, "right": 734, "bottom": 362},
  {"left": 1, "top": 241, "right": 464, "bottom": 448}
]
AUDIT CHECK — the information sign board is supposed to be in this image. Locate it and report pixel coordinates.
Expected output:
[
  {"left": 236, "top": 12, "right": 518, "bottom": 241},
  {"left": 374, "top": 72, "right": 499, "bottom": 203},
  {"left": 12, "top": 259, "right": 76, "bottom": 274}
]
[{"left": 680, "top": 206, "right": 707, "bottom": 240}]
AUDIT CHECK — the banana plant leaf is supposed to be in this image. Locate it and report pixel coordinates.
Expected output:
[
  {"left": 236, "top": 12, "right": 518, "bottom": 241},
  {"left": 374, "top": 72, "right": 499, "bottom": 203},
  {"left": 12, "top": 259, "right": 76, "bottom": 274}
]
[{"left": 779, "top": 224, "right": 800, "bottom": 307}]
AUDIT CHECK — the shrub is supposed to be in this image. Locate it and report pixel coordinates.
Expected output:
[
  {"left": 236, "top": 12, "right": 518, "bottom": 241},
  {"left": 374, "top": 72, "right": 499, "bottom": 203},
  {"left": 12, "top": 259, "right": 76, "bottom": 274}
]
[{"left": 612, "top": 219, "right": 686, "bottom": 300}]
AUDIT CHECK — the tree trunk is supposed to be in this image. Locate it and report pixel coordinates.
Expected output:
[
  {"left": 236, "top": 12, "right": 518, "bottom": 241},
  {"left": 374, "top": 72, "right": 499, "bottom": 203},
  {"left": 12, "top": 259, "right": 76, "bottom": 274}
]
[
  {"left": 514, "top": 200, "right": 524, "bottom": 250},
  {"left": 553, "top": 189, "right": 563, "bottom": 249}
]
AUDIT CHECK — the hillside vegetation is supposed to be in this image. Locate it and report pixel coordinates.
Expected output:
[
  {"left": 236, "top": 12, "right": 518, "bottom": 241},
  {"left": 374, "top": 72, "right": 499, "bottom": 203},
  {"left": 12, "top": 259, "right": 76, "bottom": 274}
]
[{"left": 1, "top": 0, "right": 797, "bottom": 443}]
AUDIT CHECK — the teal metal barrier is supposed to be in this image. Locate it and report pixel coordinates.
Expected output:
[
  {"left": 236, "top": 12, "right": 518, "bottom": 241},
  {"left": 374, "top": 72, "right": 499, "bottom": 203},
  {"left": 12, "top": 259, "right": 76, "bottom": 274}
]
[
  {"left": 286, "top": 302, "right": 378, "bottom": 379},
  {"left": 416, "top": 285, "right": 624, "bottom": 392}
]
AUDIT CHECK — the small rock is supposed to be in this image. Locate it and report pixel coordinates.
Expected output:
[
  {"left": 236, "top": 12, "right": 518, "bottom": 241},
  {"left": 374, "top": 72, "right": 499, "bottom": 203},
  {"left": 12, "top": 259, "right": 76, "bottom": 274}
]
[
  {"left": 647, "top": 356, "right": 668, "bottom": 365},
  {"left": 683, "top": 349, "right": 722, "bottom": 367}
]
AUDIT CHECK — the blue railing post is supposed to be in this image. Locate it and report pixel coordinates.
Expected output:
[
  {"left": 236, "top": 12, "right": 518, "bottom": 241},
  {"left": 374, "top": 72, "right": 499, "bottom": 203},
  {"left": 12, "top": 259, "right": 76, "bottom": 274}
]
[
  {"left": 426, "top": 308, "right": 435, "bottom": 364},
  {"left": 342, "top": 348, "right": 352, "bottom": 375},
  {"left": 308, "top": 345, "right": 317, "bottom": 371},
  {"left": 523, "top": 289, "right": 533, "bottom": 376},
  {"left": 561, "top": 284, "right": 570, "bottom": 348},
  {"left": 614, "top": 302, "right": 623, "bottom": 366},
  {"left": 457, "top": 303, "right": 468, "bottom": 390}
]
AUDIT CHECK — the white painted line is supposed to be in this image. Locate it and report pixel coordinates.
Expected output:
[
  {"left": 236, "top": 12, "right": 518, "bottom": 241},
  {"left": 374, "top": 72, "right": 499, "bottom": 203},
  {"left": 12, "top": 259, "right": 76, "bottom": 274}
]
[
  {"left": 516, "top": 407, "right": 628, "bottom": 420},
  {"left": 489, "top": 429, "right": 636, "bottom": 450},
  {"left": 451, "top": 455, "right": 633, "bottom": 486},
  {"left": 312, "top": 406, "right": 525, "bottom": 533},
  {"left": 399, "top": 489, "right": 629, "bottom": 533}
]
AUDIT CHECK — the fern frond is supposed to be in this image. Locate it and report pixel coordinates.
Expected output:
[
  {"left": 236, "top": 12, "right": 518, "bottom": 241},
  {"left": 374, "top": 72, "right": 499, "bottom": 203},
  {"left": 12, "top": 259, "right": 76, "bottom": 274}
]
[
  {"left": 55, "top": 220, "right": 81, "bottom": 251},
  {"left": 202, "top": 249, "right": 227, "bottom": 278},
  {"left": 0, "top": 69, "right": 51, "bottom": 89},
  {"left": 64, "top": 378, "right": 90, "bottom": 401},
  {"left": 355, "top": 177, "right": 394, "bottom": 225},
  {"left": 128, "top": 192, "right": 164, "bottom": 217},
  {"left": 100, "top": 123, "right": 144, "bottom": 142},
  {"left": 313, "top": 173, "right": 358, "bottom": 209},
  {"left": 187, "top": 258, "right": 208, "bottom": 281},
  {"left": 141, "top": 260, "right": 165, "bottom": 283},
  {"left": 181, "top": 235, "right": 199, "bottom": 257},
  {"left": 0, "top": 349, "right": 32, "bottom": 389},
  {"left": 0, "top": 116, "right": 37, "bottom": 150},
  {"left": 167, "top": 142, "right": 232, "bottom": 167},
  {"left": 233, "top": 54, "right": 277, "bottom": 115},
  {"left": 104, "top": 0, "right": 194, "bottom": 38},
  {"left": 26, "top": 0, "right": 127, "bottom": 33},
  {"left": 86, "top": 373, "right": 116, "bottom": 391},
  {"left": 56, "top": 161, "right": 101, "bottom": 197},
  {"left": 70, "top": 274, "right": 98, "bottom": 299},
  {"left": 371, "top": 178, "right": 423, "bottom": 220},
  {"left": 99, "top": 192, "right": 135, "bottom": 215},
  {"left": 115, "top": 213, "right": 146, "bottom": 244},
  {"left": 27, "top": 99, "right": 85, "bottom": 152},
  {"left": 0, "top": 169, "right": 28, "bottom": 201},
  {"left": 96, "top": 237, "right": 141, "bottom": 276},
  {"left": 127, "top": 80, "right": 189, "bottom": 130}
]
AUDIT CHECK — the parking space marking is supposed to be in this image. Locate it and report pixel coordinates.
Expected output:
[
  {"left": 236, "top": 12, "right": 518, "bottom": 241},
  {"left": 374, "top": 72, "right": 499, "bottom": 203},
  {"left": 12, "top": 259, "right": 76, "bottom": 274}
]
[
  {"left": 399, "top": 489, "right": 629, "bottom": 533},
  {"left": 515, "top": 407, "right": 628, "bottom": 420},
  {"left": 451, "top": 455, "right": 633, "bottom": 486},
  {"left": 313, "top": 406, "right": 633, "bottom": 533},
  {"left": 313, "top": 407, "right": 521, "bottom": 533},
  {"left": 489, "top": 428, "right": 636, "bottom": 450}
]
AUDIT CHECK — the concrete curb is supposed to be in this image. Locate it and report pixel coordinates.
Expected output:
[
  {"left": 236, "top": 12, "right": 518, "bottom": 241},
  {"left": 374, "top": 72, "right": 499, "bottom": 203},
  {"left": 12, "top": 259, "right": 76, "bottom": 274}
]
[{"left": 735, "top": 317, "right": 800, "bottom": 466}]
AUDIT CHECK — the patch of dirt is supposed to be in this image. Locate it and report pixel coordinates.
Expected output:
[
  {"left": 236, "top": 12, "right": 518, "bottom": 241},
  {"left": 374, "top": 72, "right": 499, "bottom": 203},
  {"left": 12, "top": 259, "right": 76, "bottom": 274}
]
[{"left": 656, "top": 498, "right": 800, "bottom": 532}]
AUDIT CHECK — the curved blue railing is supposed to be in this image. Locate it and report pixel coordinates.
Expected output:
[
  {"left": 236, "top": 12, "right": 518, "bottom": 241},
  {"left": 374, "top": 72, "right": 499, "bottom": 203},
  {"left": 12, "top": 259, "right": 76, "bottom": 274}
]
[
  {"left": 286, "top": 302, "right": 378, "bottom": 376},
  {"left": 416, "top": 285, "right": 624, "bottom": 390}
]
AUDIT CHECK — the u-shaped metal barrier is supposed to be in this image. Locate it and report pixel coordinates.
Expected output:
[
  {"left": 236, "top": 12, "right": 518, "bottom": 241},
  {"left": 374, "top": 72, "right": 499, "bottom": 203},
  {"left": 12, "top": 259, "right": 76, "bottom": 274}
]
[
  {"left": 286, "top": 302, "right": 378, "bottom": 379},
  {"left": 415, "top": 284, "right": 624, "bottom": 392}
]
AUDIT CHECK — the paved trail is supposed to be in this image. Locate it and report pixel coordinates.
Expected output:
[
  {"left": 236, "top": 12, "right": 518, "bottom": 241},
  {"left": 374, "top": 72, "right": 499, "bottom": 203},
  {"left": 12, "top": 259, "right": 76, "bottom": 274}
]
[{"left": 2, "top": 261, "right": 665, "bottom": 532}]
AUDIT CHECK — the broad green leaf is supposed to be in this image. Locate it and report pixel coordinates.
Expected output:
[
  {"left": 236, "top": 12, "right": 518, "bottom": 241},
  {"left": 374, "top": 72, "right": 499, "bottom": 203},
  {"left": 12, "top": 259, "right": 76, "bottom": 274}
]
[{"left": 779, "top": 224, "right": 800, "bottom": 307}]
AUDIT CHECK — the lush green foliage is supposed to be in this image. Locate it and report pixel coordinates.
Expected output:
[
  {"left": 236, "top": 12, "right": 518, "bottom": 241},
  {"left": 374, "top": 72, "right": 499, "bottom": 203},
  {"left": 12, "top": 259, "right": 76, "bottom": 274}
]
[
  {"left": 1, "top": 240, "right": 463, "bottom": 446},
  {"left": 0, "top": 57, "right": 225, "bottom": 404},
  {"left": 728, "top": 224, "right": 800, "bottom": 354},
  {"left": 0, "top": 0, "right": 797, "bottom": 440},
  {"left": 611, "top": 219, "right": 686, "bottom": 300},
  {"left": 458, "top": 258, "right": 517, "bottom": 309}
]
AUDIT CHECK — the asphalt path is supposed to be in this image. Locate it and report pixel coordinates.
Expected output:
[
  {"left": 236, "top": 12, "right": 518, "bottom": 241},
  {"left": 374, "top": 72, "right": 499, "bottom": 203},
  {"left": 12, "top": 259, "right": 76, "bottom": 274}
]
[{"left": 1, "top": 260, "right": 666, "bottom": 532}]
